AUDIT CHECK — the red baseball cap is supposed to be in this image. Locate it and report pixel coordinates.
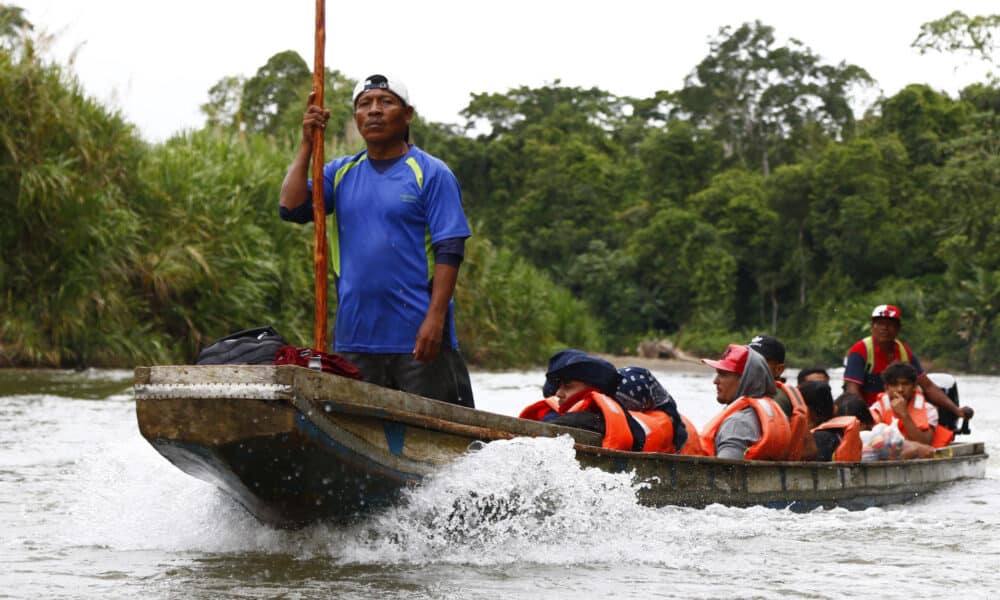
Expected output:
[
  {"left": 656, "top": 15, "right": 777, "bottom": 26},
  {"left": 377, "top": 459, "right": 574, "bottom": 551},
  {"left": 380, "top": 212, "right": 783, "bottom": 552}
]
[
  {"left": 701, "top": 344, "right": 750, "bottom": 375},
  {"left": 871, "top": 304, "right": 901, "bottom": 320}
]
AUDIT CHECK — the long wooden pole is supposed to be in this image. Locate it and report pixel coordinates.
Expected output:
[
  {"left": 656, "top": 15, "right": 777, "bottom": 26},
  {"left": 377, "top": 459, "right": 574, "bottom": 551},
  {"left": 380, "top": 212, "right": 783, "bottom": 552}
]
[{"left": 311, "top": 0, "right": 327, "bottom": 351}]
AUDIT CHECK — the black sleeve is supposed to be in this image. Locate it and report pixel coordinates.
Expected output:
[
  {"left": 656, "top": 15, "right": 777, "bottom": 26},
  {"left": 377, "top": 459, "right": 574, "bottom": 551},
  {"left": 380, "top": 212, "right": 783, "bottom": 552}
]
[
  {"left": 279, "top": 201, "right": 315, "bottom": 224},
  {"left": 432, "top": 237, "right": 466, "bottom": 266},
  {"left": 813, "top": 430, "right": 842, "bottom": 462}
]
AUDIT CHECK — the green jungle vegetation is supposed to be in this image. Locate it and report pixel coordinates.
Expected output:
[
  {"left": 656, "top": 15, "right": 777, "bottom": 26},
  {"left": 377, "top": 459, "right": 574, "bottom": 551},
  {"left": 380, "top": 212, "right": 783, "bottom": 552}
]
[{"left": 2, "top": 6, "right": 999, "bottom": 372}]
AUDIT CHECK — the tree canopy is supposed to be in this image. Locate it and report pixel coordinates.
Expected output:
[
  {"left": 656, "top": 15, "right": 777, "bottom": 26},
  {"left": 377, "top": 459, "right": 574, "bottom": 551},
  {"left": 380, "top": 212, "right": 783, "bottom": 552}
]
[{"left": 4, "top": 12, "right": 1000, "bottom": 372}]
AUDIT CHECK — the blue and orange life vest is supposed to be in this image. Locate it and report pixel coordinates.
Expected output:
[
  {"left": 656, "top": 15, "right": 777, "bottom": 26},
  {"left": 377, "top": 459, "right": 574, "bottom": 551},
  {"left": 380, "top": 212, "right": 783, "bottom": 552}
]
[
  {"left": 700, "top": 396, "right": 792, "bottom": 460},
  {"left": 870, "top": 389, "right": 955, "bottom": 448},
  {"left": 810, "top": 416, "right": 863, "bottom": 462},
  {"left": 519, "top": 397, "right": 561, "bottom": 422},
  {"left": 776, "top": 381, "right": 809, "bottom": 460}
]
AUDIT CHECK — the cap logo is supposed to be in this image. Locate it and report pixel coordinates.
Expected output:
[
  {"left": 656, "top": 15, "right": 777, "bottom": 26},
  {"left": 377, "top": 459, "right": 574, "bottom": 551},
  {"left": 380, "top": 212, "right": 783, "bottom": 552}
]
[
  {"left": 872, "top": 304, "right": 900, "bottom": 319},
  {"left": 362, "top": 74, "right": 390, "bottom": 92}
]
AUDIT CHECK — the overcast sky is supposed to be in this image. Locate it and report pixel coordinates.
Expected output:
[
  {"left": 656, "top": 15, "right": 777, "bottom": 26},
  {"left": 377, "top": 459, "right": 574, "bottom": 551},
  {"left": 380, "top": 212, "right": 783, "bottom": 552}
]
[{"left": 16, "top": 0, "right": 996, "bottom": 142}]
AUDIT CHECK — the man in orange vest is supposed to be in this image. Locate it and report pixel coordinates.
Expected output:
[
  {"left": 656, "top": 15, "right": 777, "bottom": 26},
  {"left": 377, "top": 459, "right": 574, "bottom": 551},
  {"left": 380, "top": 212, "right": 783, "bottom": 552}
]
[
  {"left": 700, "top": 344, "right": 791, "bottom": 460},
  {"left": 748, "top": 335, "right": 811, "bottom": 459}
]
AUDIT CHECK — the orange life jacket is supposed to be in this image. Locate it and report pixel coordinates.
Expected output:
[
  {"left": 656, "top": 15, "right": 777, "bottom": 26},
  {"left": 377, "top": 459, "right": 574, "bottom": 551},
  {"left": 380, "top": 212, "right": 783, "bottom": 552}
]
[
  {"left": 777, "top": 381, "right": 810, "bottom": 460},
  {"left": 677, "top": 415, "right": 708, "bottom": 456},
  {"left": 625, "top": 411, "right": 705, "bottom": 454},
  {"left": 700, "top": 396, "right": 792, "bottom": 460},
  {"left": 810, "top": 416, "right": 862, "bottom": 462},
  {"left": 518, "top": 397, "right": 560, "bottom": 421},
  {"left": 565, "top": 390, "right": 635, "bottom": 451},
  {"left": 870, "top": 389, "right": 955, "bottom": 448},
  {"left": 522, "top": 392, "right": 706, "bottom": 454},
  {"left": 627, "top": 409, "right": 676, "bottom": 452}
]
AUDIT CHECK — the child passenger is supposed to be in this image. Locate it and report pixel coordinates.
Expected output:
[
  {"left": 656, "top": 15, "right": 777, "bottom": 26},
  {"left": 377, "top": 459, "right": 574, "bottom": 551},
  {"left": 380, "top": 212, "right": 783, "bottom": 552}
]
[{"left": 871, "top": 361, "right": 954, "bottom": 448}]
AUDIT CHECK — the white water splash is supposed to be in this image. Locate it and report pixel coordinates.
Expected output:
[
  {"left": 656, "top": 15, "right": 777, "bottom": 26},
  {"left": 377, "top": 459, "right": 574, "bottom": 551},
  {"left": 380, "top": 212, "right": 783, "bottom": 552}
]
[{"left": 328, "top": 435, "right": 698, "bottom": 566}]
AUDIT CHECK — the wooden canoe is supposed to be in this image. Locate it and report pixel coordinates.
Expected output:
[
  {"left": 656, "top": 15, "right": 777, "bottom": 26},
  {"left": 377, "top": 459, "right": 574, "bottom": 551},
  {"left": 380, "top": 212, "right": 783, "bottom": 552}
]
[{"left": 134, "top": 365, "right": 988, "bottom": 528}]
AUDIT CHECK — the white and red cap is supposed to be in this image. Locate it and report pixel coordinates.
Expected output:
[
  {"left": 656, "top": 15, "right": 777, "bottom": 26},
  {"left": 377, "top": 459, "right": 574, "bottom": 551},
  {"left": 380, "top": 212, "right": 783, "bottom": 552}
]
[{"left": 871, "top": 304, "right": 902, "bottom": 320}]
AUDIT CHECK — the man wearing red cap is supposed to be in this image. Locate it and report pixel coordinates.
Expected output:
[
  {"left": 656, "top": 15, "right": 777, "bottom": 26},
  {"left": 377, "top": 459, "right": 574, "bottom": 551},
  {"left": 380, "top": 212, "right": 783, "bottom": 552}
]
[
  {"left": 843, "top": 305, "right": 972, "bottom": 421},
  {"left": 700, "top": 344, "right": 792, "bottom": 460}
]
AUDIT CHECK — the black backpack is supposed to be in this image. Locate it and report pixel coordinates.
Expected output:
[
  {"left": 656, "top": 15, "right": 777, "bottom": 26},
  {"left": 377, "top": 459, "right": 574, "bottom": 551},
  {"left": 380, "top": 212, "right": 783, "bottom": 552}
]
[{"left": 195, "top": 326, "right": 288, "bottom": 365}]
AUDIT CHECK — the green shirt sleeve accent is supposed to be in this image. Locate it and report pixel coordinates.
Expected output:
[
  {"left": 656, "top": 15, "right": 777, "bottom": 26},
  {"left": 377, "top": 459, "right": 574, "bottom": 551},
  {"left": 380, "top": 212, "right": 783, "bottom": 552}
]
[
  {"left": 329, "top": 154, "right": 367, "bottom": 276},
  {"left": 403, "top": 156, "right": 433, "bottom": 280}
]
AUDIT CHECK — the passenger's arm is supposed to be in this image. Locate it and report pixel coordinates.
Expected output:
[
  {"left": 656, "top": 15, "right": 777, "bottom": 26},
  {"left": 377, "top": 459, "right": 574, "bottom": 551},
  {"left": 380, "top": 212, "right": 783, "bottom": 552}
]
[
  {"left": 714, "top": 410, "right": 761, "bottom": 459},
  {"left": 800, "top": 431, "right": 819, "bottom": 461},
  {"left": 900, "top": 440, "right": 935, "bottom": 459},
  {"left": 890, "top": 392, "right": 933, "bottom": 445}
]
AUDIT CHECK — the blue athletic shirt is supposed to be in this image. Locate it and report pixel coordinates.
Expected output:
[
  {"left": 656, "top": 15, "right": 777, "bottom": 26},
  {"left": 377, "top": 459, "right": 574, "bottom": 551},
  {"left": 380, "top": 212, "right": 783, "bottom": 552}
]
[{"left": 280, "top": 145, "right": 471, "bottom": 353}]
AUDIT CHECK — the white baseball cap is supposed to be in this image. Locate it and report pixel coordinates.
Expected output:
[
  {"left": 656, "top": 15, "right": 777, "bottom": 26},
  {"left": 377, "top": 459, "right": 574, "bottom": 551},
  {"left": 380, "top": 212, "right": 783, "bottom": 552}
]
[{"left": 352, "top": 74, "right": 410, "bottom": 106}]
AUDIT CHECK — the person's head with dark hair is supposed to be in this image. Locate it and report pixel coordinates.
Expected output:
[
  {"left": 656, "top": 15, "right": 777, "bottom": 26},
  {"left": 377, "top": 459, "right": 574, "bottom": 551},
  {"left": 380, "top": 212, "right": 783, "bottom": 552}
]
[
  {"left": 799, "top": 380, "right": 834, "bottom": 426},
  {"left": 796, "top": 366, "right": 830, "bottom": 386},
  {"left": 748, "top": 335, "right": 786, "bottom": 381},
  {"left": 834, "top": 392, "right": 875, "bottom": 430},
  {"left": 352, "top": 73, "right": 415, "bottom": 149},
  {"left": 881, "top": 360, "right": 917, "bottom": 385}
]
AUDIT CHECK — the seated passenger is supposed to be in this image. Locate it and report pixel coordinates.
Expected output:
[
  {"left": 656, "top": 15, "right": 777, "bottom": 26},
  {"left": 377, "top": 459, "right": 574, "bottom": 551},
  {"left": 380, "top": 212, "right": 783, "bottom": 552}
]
[
  {"left": 748, "top": 335, "right": 809, "bottom": 459},
  {"left": 837, "top": 391, "right": 933, "bottom": 460},
  {"left": 870, "top": 361, "right": 954, "bottom": 448},
  {"left": 615, "top": 366, "right": 706, "bottom": 456},
  {"left": 514, "top": 350, "right": 640, "bottom": 452},
  {"left": 519, "top": 349, "right": 619, "bottom": 432},
  {"left": 699, "top": 344, "right": 792, "bottom": 460},
  {"left": 797, "top": 366, "right": 830, "bottom": 386},
  {"left": 802, "top": 382, "right": 862, "bottom": 462},
  {"left": 834, "top": 392, "right": 875, "bottom": 431},
  {"left": 519, "top": 350, "right": 699, "bottom": 453}
]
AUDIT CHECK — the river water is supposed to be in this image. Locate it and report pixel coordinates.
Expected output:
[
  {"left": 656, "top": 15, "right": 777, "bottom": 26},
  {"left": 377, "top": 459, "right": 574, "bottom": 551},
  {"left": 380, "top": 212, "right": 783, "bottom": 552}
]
[{"left": 2, "top": 366, "right": 999, "bottom": 599}]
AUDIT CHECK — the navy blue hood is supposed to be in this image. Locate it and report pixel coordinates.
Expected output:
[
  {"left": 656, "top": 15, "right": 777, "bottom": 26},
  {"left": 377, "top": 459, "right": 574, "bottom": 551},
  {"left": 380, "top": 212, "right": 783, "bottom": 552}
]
[{"left": 542, "top": 349, "right": 619, "bottom": 397}]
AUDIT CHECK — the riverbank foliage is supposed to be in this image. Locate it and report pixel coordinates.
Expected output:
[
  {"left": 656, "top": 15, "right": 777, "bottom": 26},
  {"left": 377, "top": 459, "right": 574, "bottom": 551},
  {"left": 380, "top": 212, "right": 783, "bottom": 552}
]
[{"left": 2, "top": 9, "right": 999, "bottom": 371}]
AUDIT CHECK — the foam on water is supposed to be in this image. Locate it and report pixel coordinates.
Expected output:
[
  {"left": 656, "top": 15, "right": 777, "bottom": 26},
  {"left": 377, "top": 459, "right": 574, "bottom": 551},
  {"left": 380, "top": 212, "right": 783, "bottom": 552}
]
[
  {"left": 332, "top": 435, "right": 691, "bottom": 566},
  {"left": 63, "top": 420, "right": 1000, "bottom": 583}
]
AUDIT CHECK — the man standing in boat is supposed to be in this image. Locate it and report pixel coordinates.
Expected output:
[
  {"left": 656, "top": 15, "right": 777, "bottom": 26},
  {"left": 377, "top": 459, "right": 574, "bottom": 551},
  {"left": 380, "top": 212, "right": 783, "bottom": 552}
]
[
  {"left": 278, "top": 74, "right": 474, "bottom": 408},
  {"left": 843, "top": 305, "right": 970, "bottom": 422}
]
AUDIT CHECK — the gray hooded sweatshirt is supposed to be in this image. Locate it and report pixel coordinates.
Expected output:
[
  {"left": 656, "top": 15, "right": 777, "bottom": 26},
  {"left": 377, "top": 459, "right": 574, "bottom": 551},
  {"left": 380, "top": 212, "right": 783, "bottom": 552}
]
[{"left": 715, "top": 349, "right": 778, "bottom": 460}]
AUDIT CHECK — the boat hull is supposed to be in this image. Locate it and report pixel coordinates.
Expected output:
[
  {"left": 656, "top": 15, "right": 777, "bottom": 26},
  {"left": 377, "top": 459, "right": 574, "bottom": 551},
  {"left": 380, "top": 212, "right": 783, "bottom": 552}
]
[{"left": 134, "top": 365, "right": 988, "bottom": 527}]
